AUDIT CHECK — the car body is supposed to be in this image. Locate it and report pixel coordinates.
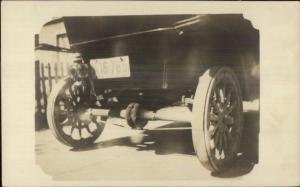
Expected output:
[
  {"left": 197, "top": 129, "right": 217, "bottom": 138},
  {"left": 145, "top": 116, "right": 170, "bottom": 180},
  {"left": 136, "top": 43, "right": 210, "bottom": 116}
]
[{"left": 40, "top": 14, "right": 259, "bottom": 101}]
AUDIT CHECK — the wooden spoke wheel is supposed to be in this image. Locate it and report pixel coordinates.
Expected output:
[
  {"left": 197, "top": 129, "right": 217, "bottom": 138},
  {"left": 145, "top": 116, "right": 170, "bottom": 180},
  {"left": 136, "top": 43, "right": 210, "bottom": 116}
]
[
  {"left": 47, "top": 77, "right": 105, "bottom": 147},
  {"left": 192, "top": 67, "right": 243, "bottom": 172}
]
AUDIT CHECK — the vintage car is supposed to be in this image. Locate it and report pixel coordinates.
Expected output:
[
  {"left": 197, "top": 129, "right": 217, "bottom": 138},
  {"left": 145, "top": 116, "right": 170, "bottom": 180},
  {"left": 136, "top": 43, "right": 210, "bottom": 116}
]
[{"left": 39, "top": 14, "right": 259, "bottom": 172}]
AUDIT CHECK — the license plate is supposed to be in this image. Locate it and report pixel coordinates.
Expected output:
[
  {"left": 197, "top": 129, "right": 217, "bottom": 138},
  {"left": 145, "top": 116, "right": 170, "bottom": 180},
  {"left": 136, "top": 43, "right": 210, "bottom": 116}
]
[{"left": 90, "top": 56, "right": 131, "bottom": 79}]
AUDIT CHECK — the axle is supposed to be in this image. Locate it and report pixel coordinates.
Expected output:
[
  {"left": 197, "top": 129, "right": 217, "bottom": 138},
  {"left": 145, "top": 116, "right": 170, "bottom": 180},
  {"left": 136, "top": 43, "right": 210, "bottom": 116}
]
[{"left": 79, "top": 106, "right": 192, "bottom": 123}]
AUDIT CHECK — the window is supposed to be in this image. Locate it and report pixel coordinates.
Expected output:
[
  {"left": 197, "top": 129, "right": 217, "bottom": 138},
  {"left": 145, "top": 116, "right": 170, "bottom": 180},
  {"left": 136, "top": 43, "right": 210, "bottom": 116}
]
[{"left": 56, "top": 34, "right": 70, "bottom": 49}]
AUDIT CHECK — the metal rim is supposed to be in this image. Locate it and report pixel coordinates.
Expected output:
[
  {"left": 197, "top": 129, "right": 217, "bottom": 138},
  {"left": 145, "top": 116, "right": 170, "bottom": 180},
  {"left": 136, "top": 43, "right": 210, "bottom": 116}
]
[{"left": 47, "top": 77, "right": 105, "bottom": 147}]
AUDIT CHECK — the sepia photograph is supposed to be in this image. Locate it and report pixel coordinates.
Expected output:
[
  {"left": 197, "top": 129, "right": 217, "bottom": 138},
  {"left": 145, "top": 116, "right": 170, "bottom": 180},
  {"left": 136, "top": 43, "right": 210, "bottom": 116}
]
[
  {"left": 35, "top": 14, "right": 260, "bottom": 180},
  {"left": 2, "top": 1, "right": 299, "bottom": 186}
]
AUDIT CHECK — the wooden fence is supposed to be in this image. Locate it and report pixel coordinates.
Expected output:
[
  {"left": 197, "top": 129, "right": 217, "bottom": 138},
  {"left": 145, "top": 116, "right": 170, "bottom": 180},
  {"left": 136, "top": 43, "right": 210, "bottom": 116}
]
[{"left": 35, "top": 60, "right": 70, "bottom": 129}]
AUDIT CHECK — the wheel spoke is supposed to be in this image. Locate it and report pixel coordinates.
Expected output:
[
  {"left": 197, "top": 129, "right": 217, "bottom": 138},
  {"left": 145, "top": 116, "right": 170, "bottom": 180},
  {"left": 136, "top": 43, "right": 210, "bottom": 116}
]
[
  {"left": 74, "top": 83, "right": 84, "bottom": 96},
  {"left": 85, "top": 123, "right": 94, "bottom": 136},
  {"left": 211, "top": 98, "right": 222, "bottom": 114},
  {"left": 77, "top": 120, "right": 82, "bottom": 138},
  {"left": 225, "top": 88, "right": 233, "bottom": 105},
  {"left": 211, "top": 97, "right": 222, "bottom": 114},
  {"left": 217, "top": 103, "right": 223, "bottom": 113},
  {"left": 214, "top": 130, "right": 221, "bottom": 148},
  {"left": 225, "top": 101, "right": 236, "bottom": 115},
  {"left": 69, "top": 87, "right": 77, "bottom": 103},
  {"left": 215, "top": 148, "right": 221, "bottom": 160},
  {"left": 225, "top": 128, "right": 234, "bottom": 147},
  {"left": 219, "top": 87, "right": 225, "bottom": 103},
  {"left": 225, "top": 115, "right": 234, "bottom": 125},
  {"left": 79, "top": 84, "right": 85, "bottom": 97},
  {"left": 60, "top": 118, "right": 72, "bottom": 126},
  {"left": 74, "top": 85, "right": 81, "bottom": 102},
  {"left": 219, "top": 131, "right": 223, "bottom": 150},
  {"left": 209, "top": 124, "right": 218, "bottom": 137},
  {"left": 215, "top": 88, "right": 221, "bottom": 103},
  {"left": 220, "top": 149, "right": 225, "bottom": 159},
  {"left": 222, "top": 82, "right": 227, "bottom": 100},
  {"left": 223, "top": 130, "right": 228, "bottom": 149},
  {"left": 70, "top": 117, "right": 78, "bottom": 133},
  {"left": 209, "top": 113, "right": 219, "bottom": 122},
  {"left": 70, "top": 125, "right": 75, "bottom": 135}
]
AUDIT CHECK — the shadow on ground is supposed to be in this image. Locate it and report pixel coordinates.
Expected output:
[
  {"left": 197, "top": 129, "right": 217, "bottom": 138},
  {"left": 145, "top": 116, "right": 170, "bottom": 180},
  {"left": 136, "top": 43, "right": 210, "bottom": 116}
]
[
  {"left": 72, "top": 122, "right": 195, "bottom": 155},
  {"left": 71, "top": 111, "right": 259, "bottom": 178}
]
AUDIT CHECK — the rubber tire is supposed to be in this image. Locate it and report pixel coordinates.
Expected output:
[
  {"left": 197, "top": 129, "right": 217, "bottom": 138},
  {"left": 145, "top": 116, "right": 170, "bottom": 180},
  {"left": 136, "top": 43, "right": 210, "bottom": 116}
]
[{"left": 191, "top": 66, "right": 243, "bottom": 172}]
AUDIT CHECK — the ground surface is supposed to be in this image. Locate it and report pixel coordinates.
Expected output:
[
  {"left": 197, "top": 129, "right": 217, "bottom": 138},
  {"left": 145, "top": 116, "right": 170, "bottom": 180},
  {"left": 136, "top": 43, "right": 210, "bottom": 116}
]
[{"left": 36, "top": 102, "right": 259, "bottom": 181}]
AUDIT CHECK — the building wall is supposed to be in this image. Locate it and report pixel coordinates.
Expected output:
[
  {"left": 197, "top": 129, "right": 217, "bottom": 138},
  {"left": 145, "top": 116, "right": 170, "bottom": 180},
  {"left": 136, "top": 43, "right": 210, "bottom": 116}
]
[
  {"left": 39, "top": 20, "right": 68, "bottom": 47},
  {"left": 35, "top": 19, "right": 77, "bottom": 91}
]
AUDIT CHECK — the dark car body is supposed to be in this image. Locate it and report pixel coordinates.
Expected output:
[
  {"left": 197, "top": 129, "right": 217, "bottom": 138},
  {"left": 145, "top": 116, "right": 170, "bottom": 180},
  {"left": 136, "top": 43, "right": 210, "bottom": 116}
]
[{"left": 40, "top": 14, "right": 259, "bottom": 101}]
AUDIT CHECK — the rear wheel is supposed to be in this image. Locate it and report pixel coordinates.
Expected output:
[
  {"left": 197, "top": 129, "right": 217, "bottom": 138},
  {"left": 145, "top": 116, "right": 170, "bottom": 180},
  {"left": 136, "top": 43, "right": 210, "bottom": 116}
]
[
  {"left": 192, "top": 67, "right": 243, "bottom": 172},
  {"left": 47, "top": 77, "right": 105, "bottom": 147}
]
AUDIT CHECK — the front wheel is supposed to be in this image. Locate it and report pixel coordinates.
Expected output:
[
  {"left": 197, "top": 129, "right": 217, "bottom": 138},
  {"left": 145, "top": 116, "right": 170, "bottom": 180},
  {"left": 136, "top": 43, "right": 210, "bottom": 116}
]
[
  {"left": 47, "top": 77, "right": 105, "bottom": 147},
  {"left": 192, "top": 67, "right": 243, "bottom": 172}
]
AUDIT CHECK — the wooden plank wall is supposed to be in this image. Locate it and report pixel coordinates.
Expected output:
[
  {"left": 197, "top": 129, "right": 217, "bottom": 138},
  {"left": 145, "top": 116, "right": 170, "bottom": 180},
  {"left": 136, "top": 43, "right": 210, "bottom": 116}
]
[{"left": 35, "top": 60, "right": 70, "bottom": 129}]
